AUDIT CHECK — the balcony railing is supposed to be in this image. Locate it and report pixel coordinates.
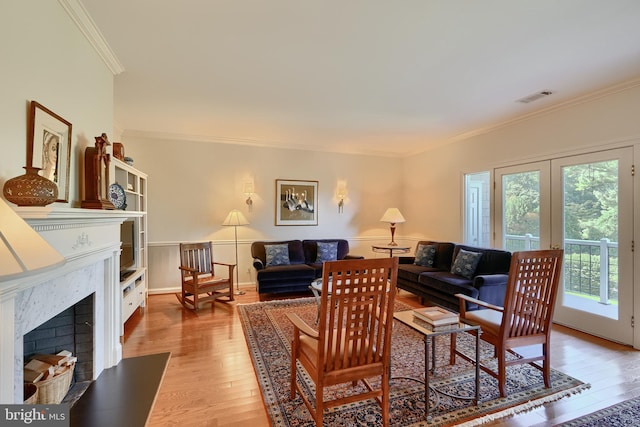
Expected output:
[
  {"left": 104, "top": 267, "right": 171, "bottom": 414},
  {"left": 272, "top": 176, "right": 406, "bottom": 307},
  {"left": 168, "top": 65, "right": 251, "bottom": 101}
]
[{"left": 504, "top": 234, "right": 618, "bottom": 304}]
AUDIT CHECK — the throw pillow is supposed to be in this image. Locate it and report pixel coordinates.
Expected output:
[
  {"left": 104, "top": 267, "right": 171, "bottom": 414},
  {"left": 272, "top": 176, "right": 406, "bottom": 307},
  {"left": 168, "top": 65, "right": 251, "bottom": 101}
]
[
  {"left": 316, "top": 241, "right": 339, "bottom": 262},
  {"left": 265, "top": 244, "right": 290, "bottom": 267},
  {"left": 450, "top": 249, "right": 482, "bottom": 279},
  {"left": 414, "top": 244, "right": 437, "bottom": 267}
]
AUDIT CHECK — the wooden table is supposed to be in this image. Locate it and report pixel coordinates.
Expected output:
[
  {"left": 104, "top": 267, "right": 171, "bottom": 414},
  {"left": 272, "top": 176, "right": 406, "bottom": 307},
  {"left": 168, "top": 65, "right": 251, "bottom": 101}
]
[{"left": 393, "top": 310, "right": 481, "bottom": 422}]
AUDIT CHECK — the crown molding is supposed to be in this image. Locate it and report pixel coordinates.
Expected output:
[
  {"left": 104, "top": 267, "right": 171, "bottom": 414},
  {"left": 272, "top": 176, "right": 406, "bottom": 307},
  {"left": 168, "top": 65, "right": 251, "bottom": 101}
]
[
  {"left": 448, "top": 77, "right": 640, "bottom": 146},
  {"left": 58, "top": 0, "right": 125, "bottom": 75},
  {"left": 121, "top": 130, "right": 405, "bottom": 158}
]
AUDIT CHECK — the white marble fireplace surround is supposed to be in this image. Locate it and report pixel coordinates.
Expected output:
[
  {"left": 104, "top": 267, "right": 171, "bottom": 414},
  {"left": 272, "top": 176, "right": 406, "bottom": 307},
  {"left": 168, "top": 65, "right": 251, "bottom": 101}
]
[{"left": 0, "top": 207, "right": 134, "bottom": 403}]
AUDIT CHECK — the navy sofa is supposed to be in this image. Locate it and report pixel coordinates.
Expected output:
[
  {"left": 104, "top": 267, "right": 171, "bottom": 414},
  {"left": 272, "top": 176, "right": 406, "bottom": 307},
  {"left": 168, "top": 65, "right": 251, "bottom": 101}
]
[
  {"left": 397, "top": 241, "right": 511, "bottom": 312},
  {"left": 251, "top": 239, "right": 363, "bottom": 294}
]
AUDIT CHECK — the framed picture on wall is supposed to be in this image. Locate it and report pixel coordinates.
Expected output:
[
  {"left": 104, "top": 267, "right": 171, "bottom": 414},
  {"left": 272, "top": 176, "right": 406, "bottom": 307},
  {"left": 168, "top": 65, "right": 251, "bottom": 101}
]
[
  {"left": 27, "top": 101, "right": 72, "bottom": 203},
  {"left": 275, "top": 179, "right": 318, "bottom": 226}
]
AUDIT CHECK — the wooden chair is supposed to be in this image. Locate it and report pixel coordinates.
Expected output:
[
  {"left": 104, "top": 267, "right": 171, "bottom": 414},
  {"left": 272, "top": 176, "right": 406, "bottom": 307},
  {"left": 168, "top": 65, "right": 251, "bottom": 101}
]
[
  {"left": 451, "top": 249, "right": 563, "bottom": 397},
  {"left": 177, "top": 242, "right": 235, "bottom": 310},
  {"left": 286, "top": 257, "right": 398, "bottom": 427}
]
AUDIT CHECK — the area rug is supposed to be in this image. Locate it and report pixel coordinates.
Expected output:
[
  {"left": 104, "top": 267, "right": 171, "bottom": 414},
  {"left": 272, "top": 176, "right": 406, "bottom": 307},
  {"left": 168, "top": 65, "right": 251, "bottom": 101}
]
[
  {"left": 556, "top": 395, "right": 640, "bottom": 426},
  {"left": 238, "top": 298, "right": 589, "bottom": 426}
]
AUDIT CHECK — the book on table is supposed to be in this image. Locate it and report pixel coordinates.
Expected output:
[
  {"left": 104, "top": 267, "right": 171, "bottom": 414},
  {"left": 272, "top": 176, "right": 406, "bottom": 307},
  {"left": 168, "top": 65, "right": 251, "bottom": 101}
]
[
  {"left": 412, "top": 318, "right": 461, "bottom": 332},
  {"left": 412, "top": 306, "right": 459, "bottom": 326}
]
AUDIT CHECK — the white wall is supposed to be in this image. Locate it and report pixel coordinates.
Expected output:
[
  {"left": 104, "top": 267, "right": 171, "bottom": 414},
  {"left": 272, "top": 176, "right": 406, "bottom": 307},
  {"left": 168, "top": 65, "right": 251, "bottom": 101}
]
[
  {"left": 122, "top": 135, "right": 404, "bottom": 291},
  {"left": 403, "top": 83, "right": 640, "bottom": 241},
  {"left": 0, "top": 1, "right": 114, "bottom": 206}
]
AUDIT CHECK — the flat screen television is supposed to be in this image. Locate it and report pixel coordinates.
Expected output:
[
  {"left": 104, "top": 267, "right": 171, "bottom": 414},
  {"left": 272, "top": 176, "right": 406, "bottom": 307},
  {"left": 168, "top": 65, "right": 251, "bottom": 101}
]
[{"left": 120, "top": 220, "right": 135, "bottom": 279}]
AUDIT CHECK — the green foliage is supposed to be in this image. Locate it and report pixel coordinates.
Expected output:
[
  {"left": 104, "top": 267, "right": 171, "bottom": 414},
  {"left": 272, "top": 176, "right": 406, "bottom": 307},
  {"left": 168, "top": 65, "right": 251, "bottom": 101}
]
[
  {"left": 503, "top": 171, "right": 540, "bottom": 236},
  {"left": 503, "top": 161, "right": 618, "bottom": 241},
  {"left": 562, "top": 161, "right": 618, "bottom": 241}
]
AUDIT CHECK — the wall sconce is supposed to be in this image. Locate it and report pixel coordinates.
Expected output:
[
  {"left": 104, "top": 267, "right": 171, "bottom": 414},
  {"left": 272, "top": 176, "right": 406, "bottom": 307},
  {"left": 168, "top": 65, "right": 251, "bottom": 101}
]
[
  {"left": 337, "top": 182, "right": 347, "bottom": 213},
  {"left": 243, "top": 182, "right": 254, "bottom": 212}
]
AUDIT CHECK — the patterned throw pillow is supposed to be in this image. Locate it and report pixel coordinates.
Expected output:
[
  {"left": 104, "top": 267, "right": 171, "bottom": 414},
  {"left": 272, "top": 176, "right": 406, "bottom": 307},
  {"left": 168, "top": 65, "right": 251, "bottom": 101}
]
[
  {"left": 450, "top": 249, "right": 482, "bottom": 279},
  {"left": 265, "top": 244, "right": 290, "bottom": 267},
  {"left": 316, "top": 241, "right": 339, "bottom": 262},
  {"left": 414, "top": 244, "right": 437, "bottom": 267}
]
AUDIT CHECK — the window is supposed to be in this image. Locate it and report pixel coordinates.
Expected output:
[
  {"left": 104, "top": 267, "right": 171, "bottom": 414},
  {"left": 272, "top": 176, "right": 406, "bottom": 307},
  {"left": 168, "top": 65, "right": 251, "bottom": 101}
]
[{"left": 463, "top": 172, "right": 490, "bottom": 247}]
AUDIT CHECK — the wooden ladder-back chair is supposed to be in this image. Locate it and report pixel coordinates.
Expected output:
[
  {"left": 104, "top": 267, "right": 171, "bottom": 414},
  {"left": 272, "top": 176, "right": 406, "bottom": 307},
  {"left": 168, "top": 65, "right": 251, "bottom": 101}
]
[
  {"left": 451, "top": 249, "right": 563, "bottom": 397},
  {"left": 177, "top": 242, "right": 235, "bottom": 310},
  {"left": 286, "top": 257, "right": 399, "bottom": 427}
]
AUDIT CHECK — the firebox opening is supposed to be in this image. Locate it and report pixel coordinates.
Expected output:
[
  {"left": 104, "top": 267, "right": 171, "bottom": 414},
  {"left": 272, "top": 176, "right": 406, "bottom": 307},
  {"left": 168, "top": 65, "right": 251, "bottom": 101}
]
[{"left": 23, "top": 294, "right": 95, "bottom": 405}]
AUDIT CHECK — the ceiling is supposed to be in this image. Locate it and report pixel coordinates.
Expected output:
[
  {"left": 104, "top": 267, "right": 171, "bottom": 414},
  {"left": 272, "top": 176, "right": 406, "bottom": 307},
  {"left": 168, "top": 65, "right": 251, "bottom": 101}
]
[{"left": 80, "top": 0, "right": 640, "bottom": 157}]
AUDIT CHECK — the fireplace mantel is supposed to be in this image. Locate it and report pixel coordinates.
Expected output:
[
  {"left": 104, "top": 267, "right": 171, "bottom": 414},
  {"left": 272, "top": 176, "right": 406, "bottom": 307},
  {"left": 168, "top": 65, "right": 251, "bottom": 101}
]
[{"left": 0, "top": 207, "right": 134, "bottom": 403}]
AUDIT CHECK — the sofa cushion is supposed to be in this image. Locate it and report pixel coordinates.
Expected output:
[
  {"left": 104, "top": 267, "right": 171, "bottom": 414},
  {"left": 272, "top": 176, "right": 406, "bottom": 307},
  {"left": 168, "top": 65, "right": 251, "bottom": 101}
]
[
  {"left": 453, "top": 245, "right": 511, "bottom": 275},
  {"left": 251, "top": 240, "right": 306, "bottom": 265},
  {"left": 411, "top": 241, "right": 456, "bottom": 271},
  {"left": 418, "top": 271, "right": 479, "bottom": 299},
  {"left": 398, "top": 264, "right": 442, "bottom": 283},
  {"left": 414, "top": 244, "right": 437, "bottom": 267},
  {"left": 256, "top": 264, "right": 316, "bottom": 282},
  {"left": 302, "top": 239, "right": 351, "bottom": 263},
  {"left": 450, "top": 249, "right": 482, "bottom": 279},
  {"left": 265, "top": 244, "right": 290, "bottom": 267},
  {"left": 316, "top": 241, "right": 339, "bottom": 262}
]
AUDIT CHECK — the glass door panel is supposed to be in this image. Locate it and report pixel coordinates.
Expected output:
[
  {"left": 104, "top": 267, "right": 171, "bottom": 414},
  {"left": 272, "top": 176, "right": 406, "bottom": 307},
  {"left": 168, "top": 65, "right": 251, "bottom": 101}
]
[
  {"left": 551, "top": 148, "right": 633, "bottom": 344},
  {"left": 494, "top": 162, "right": 550, "bottom": 251}
]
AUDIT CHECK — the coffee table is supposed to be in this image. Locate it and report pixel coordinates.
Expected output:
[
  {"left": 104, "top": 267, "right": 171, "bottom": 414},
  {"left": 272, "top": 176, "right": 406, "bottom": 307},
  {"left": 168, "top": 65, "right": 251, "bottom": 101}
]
[{"left": 393, "top": 309, "right": 481, "bottom": 421}]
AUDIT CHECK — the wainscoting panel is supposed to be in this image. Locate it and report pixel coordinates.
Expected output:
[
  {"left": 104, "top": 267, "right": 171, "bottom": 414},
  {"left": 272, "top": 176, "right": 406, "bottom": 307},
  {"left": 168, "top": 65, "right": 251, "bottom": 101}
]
[{"left": 147, "top": 237, "right": 418, "bottom": 294}]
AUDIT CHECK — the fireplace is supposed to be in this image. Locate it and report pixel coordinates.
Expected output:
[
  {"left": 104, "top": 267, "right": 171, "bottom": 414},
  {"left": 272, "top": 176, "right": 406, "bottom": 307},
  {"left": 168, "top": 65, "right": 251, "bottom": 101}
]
[
  {"left": 0, "top": 207, "right": 132, "bottom": 403},
  {"left": 23, "top": 295, "right": 94, "bottom": 384}
]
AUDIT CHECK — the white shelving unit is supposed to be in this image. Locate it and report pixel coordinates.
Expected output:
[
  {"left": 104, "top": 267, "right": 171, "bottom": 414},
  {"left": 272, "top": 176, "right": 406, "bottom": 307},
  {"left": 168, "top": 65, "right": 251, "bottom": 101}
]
[{"left": 112, "top": 157, "right": 148, "bottom": 332}]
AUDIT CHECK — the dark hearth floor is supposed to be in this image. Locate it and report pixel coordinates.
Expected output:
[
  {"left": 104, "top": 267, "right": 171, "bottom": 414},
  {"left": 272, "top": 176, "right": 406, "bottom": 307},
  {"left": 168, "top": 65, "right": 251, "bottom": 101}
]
[{"left": 70, "top": 352, "right": 170, "bottom": 427}]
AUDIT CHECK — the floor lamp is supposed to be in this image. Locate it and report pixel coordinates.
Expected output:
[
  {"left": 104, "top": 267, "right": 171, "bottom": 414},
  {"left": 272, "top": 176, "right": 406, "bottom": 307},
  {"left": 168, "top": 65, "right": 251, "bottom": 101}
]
[{"left": 222, "top": 209, "right": 249, "bottom": 295}]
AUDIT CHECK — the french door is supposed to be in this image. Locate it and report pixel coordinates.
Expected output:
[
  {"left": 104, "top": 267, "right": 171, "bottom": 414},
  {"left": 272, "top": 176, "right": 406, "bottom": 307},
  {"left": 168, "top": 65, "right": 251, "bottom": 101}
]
[{"left": 495, "top": 148, "right": 634, "bottom": 345}]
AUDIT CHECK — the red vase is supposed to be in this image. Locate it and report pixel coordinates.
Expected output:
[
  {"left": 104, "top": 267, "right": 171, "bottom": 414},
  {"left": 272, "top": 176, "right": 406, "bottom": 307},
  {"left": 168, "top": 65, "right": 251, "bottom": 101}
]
[{"left": 3, "top": 166, "right": 58, "bottom": 206}]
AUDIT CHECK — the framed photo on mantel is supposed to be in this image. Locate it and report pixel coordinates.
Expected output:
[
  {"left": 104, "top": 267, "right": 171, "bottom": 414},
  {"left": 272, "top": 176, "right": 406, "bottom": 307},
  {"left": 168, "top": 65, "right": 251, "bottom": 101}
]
[
  {"left": 27, "top": 101, "right": 72, "bottom": 203},
  {"left": 275, "top": 179, "right": 318, "bottom": 226}
]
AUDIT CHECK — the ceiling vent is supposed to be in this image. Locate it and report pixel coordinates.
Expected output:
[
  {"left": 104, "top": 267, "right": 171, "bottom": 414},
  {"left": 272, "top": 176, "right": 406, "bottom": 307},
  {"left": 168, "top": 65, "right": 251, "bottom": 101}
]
[{"left": 516, "top": 90, "right": 554, "bottom": 104}]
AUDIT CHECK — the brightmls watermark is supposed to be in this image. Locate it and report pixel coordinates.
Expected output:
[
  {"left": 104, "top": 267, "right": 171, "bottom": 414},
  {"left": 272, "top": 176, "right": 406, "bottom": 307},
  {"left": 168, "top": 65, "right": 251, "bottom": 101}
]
[{"left": 1, "top": 405, "right": 69, "bottom": 426}]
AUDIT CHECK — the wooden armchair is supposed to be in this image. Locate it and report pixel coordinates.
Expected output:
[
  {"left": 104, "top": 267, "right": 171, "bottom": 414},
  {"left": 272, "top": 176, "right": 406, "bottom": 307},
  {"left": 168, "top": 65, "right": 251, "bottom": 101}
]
[
  {"left": 177, "top": 242, "right": 235, "bottom": 310},
  {"left": 286, "top": 257, "right": 398, "bottom": 427},
  {"left": 451, "top": 249, "right": 563, "bottom": 397}
]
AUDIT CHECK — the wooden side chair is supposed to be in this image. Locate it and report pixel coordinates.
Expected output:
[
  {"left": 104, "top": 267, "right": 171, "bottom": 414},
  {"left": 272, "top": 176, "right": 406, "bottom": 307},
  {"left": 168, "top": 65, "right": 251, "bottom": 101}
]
[
  {"left": 286, "top": 257, "right": 398, "bottom": 427},
  {"left": 451, "top": 249, "right": 563, "bottom": 397},
  {"left": 177, "top": 242, "right": 235, "bottom": 310}
]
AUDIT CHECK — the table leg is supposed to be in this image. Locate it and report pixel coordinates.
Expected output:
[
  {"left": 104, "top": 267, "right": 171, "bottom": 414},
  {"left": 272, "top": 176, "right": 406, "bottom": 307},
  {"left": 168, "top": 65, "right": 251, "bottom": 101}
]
[
  {"left": 425, "top": 335, "right": 430, "bottom": 421},
  {"left": 431, "top": 335, "right": 436, "bottom": 373},
  {"left": 475, "top": 329, "right": 481, "bottom": 405},
  {"left": 309, "top": 286, "right": 321, "bottom": 323}
]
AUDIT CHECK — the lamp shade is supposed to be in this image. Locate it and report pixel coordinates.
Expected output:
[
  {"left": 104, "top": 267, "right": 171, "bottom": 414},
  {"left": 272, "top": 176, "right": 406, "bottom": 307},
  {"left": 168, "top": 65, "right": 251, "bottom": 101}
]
[
  {"left": 380, "top": 208, "right": 405, "bottom": 224},
  {"left": 222, "top": 209, "right": 250, "bottom": 226},
  {"left": 0, "top": 198, "right": 65, "bottom": 279}
]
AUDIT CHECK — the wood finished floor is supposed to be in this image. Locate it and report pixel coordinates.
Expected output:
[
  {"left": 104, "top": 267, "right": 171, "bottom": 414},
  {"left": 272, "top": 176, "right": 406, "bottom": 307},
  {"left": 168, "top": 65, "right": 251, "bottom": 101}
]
[{"left": 123, "top": 290, "right": 640, "bottom": 426}]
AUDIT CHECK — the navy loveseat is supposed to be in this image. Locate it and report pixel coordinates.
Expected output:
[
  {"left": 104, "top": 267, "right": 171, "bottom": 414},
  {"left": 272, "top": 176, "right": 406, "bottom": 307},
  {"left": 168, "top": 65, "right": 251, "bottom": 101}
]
[
  {"left": 251, "top": 239, "right": 362, "bottom": 294},
  {"left": 397, "top": 241, "right": 511, "bottom": 312}
]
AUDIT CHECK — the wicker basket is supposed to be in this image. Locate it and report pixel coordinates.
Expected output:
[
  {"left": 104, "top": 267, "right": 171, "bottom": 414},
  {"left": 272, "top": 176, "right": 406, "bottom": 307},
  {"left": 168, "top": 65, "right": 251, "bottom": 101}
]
[
  {"left": 36, "top": 364, "right": 75, "bottom": 404},
  {"left": 23, "top": 383, "right": 38, "bottom": 404}
]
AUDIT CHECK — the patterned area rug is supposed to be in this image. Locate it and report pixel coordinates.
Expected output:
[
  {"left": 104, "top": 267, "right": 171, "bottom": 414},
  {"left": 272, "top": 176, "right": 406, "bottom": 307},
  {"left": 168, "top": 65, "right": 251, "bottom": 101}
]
[
  {"left": 556, "top": 396, "right": 640, "bottom": 426},
  {"left": 238, "top": 298, "right": 589, "bottom": 426}
]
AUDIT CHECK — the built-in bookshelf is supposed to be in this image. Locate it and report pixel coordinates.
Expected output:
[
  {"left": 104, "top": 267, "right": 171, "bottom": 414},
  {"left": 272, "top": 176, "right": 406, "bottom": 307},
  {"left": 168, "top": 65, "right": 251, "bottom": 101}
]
[{"left": 112, "top": 157, "right": 148, "bottom": 331}]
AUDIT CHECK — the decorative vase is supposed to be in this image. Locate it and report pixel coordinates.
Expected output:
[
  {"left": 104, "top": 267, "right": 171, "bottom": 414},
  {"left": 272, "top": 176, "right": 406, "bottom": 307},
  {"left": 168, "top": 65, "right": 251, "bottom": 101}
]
[{"left": 3, "top": 166, "right": 58, "bottom": 206}]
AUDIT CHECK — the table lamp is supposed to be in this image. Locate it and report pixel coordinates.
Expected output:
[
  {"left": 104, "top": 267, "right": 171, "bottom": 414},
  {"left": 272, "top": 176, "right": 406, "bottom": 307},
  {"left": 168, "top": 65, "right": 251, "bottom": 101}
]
[{"left": 380, "top": 208, "right": 405, "bottom": 246}]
